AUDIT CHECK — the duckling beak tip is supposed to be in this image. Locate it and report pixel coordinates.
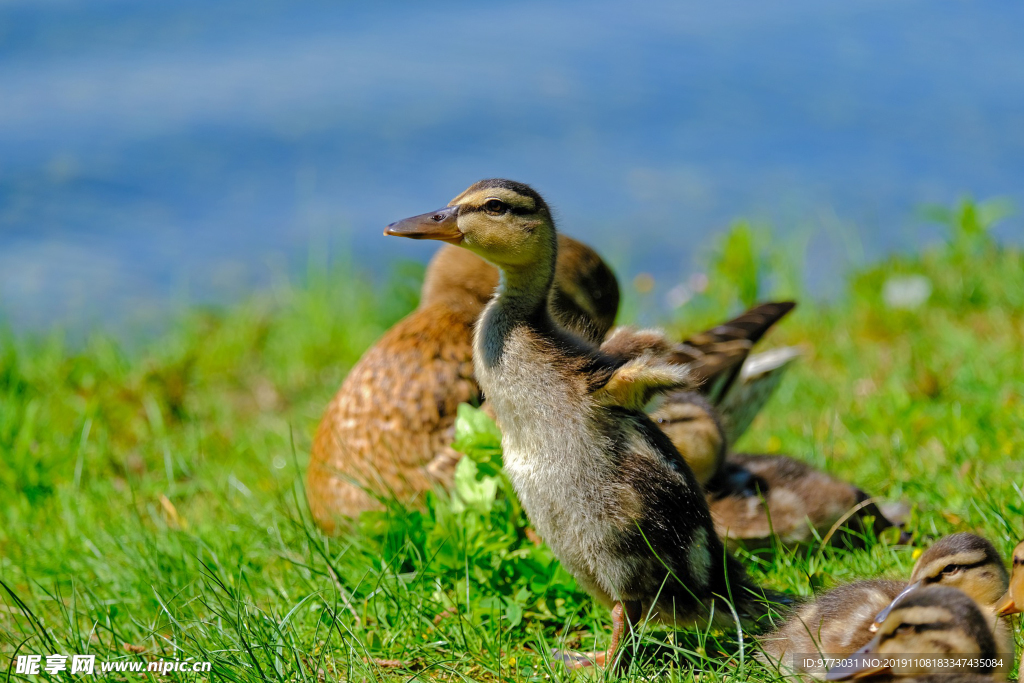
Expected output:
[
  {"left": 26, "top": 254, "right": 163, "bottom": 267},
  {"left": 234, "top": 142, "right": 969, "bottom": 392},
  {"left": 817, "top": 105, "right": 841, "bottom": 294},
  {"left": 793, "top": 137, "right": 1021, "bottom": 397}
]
[{"left": 995, "top": 594, "right": 1018, "bottom": 617}]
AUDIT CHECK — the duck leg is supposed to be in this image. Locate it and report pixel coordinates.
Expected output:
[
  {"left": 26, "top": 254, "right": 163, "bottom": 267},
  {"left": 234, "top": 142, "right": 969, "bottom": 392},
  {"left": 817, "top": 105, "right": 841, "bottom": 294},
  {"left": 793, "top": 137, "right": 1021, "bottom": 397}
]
[{"left": 553, "top": 600, "right": 642, "bottom": 671}]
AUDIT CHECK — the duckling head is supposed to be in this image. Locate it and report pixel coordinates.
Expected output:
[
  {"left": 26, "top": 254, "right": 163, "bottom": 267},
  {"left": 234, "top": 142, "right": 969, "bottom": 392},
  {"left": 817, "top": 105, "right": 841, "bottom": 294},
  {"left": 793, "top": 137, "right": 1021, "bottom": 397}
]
[
  {"left": 649, "top": 392, "right": 725, "bottom": 487},
  {"left": 872, "top": 533, "right": 1008, "bottom": 629},
  {"left": 386, "top": 179, "right": 557, "bottom": 274},
  {"left": 995, "top": 539, "right": 1024, "bottom": 616},
  {"left": 828, "top": 585, "right": 997, "bottom": 680}
]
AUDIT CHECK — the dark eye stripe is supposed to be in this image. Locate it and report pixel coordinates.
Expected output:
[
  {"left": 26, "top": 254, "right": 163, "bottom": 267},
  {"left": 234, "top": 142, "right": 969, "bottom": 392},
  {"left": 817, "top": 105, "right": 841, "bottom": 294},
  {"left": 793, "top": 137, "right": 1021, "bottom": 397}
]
[
  {"left": 463, "top": 202, "right": 535, "bottom": 215},
  {"left": 924, "top": 557, "right": 991, "bottom": 581},
  {"left": 656, "top": 416, "right": 698, "bottom": 425},
  {"left": 946, "top": 558, "right": 991, "bottom": 574},
  {"left": 883, "top": 621, "right": 948, "bottom": 639}
]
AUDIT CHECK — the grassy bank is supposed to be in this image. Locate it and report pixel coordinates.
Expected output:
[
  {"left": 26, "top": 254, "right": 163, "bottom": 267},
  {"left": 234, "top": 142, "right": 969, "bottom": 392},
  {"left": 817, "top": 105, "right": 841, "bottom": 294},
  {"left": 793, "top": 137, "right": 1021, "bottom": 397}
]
[{"left": 2, "top": 202, "right": 1023, "bottom": 681}]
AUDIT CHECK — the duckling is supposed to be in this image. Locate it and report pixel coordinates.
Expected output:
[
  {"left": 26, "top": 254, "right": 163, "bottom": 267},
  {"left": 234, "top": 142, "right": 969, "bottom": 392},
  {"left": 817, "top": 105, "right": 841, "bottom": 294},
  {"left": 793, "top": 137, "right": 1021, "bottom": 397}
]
[
  {"left": 307, "top": 235, "right": 619, "bottom": 532},
  {"left": 826, "top": 585, "right": 999, "bottom": 683},
  {"left": 386, "top": 179, "right": 777, "bottom": 669},
  {"left": 871, "top": 533, "right": 1013, "bottom": 678},
  {"left": 759, "top": 579, "right": 907, "bottom": 675},
  {"left": 760, "top": 533, "right": 1010, "bottom": 678},
  {"left": 651, "top": 392, "right": 901, "bottom": 548}
]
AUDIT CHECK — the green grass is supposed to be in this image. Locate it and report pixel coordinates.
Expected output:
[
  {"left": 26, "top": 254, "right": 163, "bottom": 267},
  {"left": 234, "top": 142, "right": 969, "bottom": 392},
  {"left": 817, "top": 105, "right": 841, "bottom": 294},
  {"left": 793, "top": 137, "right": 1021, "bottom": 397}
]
[{"left": 2, "top": 203, "right": 1023, "bottom": 681}]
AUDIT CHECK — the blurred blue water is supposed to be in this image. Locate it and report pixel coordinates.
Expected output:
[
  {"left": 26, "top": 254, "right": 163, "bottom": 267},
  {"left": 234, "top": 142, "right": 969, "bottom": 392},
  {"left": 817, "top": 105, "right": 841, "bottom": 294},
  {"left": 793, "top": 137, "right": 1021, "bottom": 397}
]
[{"left": 1, "top": 0, "right": 1022, "bottom": 332}]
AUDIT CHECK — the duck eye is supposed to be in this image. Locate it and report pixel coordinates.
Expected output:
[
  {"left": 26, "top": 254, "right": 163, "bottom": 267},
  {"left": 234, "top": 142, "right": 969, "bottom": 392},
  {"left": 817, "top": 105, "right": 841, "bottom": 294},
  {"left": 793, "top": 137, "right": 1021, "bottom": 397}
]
[
  {"left": 895, "top": 624, "right": 916, "bottom": 636},
  {"left": 483, "top": 199, "right": 507, "bottom": 215},
  {"left": 941, "top": 564, "right": 961, "bottom": 576}
]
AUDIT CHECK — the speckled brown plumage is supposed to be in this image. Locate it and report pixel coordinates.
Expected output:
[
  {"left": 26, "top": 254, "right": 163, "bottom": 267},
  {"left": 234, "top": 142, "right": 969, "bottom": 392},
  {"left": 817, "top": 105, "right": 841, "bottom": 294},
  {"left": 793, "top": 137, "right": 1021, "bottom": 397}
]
[
  {"left": 709, "top": 453, "right": 898, "bottom": 550},
  {"left": 306, "top": 235, "right": 619, "bottom": 533},
  {"left": 759, "top": 578, "right": 907, "bottom": 675}
]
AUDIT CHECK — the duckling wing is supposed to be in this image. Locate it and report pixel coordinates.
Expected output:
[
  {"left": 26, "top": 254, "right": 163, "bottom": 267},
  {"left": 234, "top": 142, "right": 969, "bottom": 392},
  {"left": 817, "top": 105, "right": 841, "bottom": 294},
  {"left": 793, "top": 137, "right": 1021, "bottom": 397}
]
[
  {"left": 591, "top": 354, "right": 693, "bottom": 411},
  {"left": 599, "top": 326, "right": 679, "bottom": 359},
  {"left": 598, "top": 327, "right": 751, "bottom": 409},
  {"left": 681, "top": 301, "right": 796, "bottom": 403}
]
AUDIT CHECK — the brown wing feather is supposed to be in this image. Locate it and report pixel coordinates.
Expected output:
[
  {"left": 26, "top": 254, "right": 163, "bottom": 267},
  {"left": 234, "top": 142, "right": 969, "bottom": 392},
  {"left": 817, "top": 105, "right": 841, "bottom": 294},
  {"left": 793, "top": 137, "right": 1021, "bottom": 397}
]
[{"left": 680, "top": 301, "right": 796, "bottom": 402}]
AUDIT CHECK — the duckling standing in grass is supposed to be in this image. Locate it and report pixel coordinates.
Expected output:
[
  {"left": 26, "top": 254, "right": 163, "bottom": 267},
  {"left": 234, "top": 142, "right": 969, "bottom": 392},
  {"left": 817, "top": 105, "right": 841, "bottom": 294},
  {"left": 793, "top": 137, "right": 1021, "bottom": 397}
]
[
  {"left": 651, "top": 391, "right": 903, "bottom": 549},
  {"left": 386, "top": 179, "right": 777, "bottom": 669},
  {"left": 827, "top": 585, "right": 999, "bottom": 683},
  {"left": 307, "top": 236, "right": 620, "bottom": 532},
  {"left": 760, "top": 533, "right": 1010, "bottom": 678}
]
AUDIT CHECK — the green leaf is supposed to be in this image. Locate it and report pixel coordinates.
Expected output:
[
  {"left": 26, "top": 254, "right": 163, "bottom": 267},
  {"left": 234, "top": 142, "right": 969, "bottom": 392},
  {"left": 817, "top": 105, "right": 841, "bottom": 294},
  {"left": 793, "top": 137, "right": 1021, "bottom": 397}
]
[
  {"left": 503, "top": 599, "right": 523, "bottom": 628},
  {"left": 451, "top": 457, "right": 499, "bottom": 514},
  {"left": 452, "top": 403, "right": 504, "bottom": 477}
]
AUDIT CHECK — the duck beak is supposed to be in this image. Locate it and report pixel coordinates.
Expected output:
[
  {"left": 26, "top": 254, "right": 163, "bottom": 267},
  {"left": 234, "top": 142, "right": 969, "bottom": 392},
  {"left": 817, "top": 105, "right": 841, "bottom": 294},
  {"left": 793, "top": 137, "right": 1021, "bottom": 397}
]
[
  {"left": 996, "top": 592, "right": 1018, "bottom": 616},
  {"left": 869, "top": 581, "right": 921, "bottom": 632},
  {"left": 995, "top": 576, "right": 1022, "bottom": 616},
  {"left": 826, "top": 639, "right": 889, "bottom": 680},
  {"left": 384, "top": 207, "right": 463, "bottom": 244}
]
